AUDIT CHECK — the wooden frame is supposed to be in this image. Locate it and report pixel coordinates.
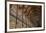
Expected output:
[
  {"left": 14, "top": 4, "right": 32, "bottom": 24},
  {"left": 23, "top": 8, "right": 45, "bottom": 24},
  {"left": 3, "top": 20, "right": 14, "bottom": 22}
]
[{"left": 5, "top": 1, "right": 45, "bottom": 32}]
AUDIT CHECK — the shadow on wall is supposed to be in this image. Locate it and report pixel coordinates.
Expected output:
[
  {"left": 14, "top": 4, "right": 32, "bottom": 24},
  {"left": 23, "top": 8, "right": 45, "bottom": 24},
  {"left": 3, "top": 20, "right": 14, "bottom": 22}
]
[
  {"left": 7, "top": 32, "right": 20, "bottom": 33},
  {"left": 7, "top": 0, "right": 20, "bottom": 1}
]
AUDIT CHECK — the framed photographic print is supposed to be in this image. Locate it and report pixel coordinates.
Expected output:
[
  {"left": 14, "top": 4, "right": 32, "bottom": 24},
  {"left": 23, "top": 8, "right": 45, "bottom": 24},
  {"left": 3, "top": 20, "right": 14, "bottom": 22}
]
[{"left": 5, "top": 0, "right": 45, "bottom": 32}]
